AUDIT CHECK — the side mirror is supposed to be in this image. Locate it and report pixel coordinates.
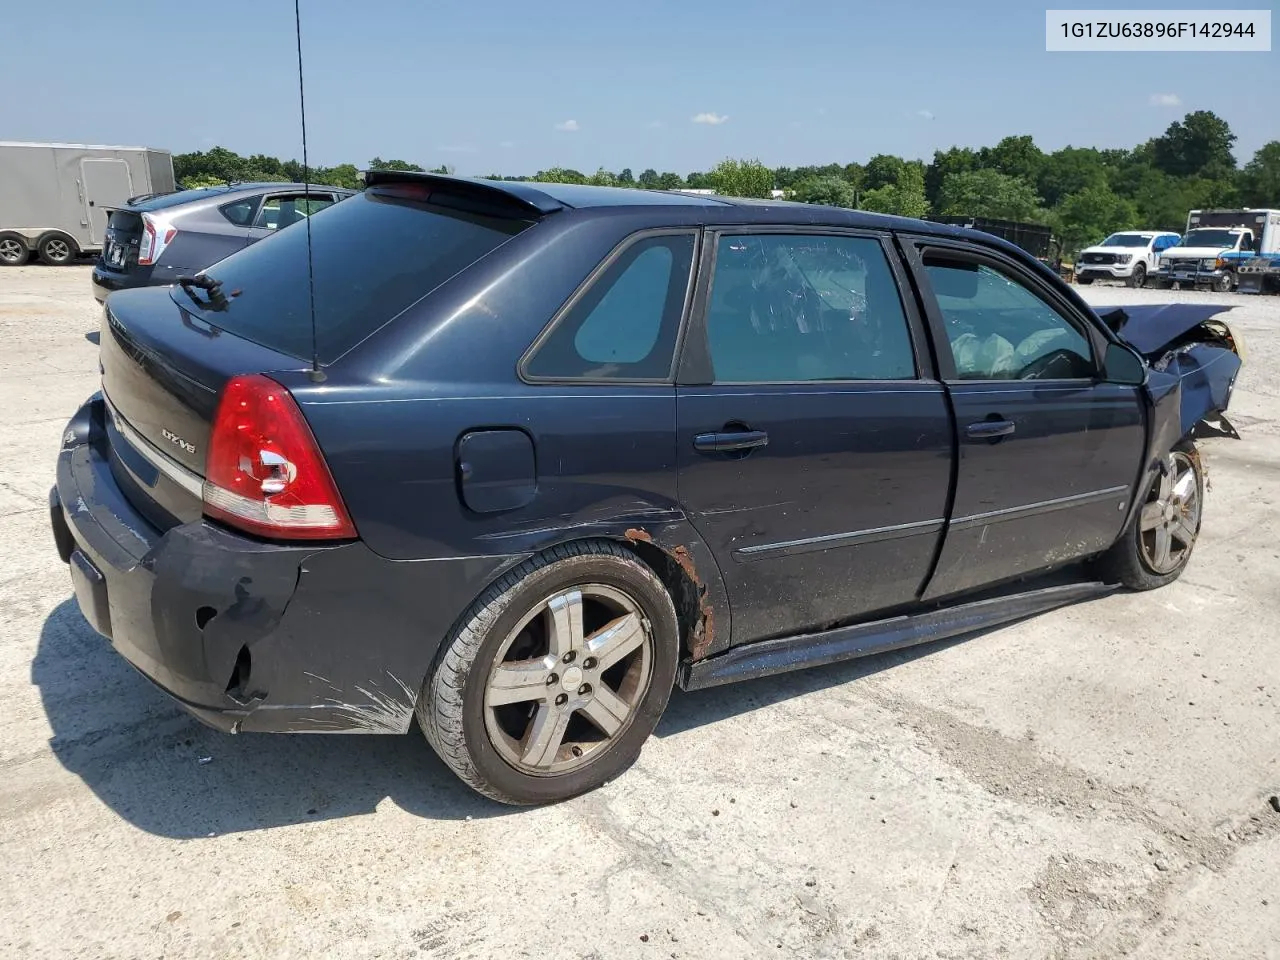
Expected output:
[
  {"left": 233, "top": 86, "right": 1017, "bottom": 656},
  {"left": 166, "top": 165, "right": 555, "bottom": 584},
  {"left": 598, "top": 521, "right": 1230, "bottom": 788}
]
[{"left": 1102, "top": 341, "right": 1147, "bottom": 386}]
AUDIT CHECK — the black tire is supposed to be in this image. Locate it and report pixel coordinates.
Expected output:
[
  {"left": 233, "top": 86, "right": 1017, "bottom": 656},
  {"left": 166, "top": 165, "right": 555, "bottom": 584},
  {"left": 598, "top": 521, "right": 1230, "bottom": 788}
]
[
  {"left": 1152, "top": 278, "right": 1172, "bottom": 290},
  {"left": 1127, "top": 263, "right": 1147, "bottom": 288},
  {"left": 1213, "top": 271, "right": 1233, "bottom": 293},
  {"left": 1076, "top": 276, "right": 1093, "bottom": 285},
  {"left": 0, "top": 232, "right": 29, "bottom": 266},
  {"left": 1094, "top": 440, "right": 1204, "bottom": 590},
  {"left": 36, "top": 233, "right": 78, "bottom": 266},
  {"left": 418, "top": 540, "right": 679, "bottom": 805}
]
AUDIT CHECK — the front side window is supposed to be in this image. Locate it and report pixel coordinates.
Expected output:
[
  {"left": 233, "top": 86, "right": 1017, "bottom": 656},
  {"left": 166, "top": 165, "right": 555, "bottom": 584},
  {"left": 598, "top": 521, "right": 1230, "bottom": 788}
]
[
  {"left": 523, "top": 233, "right": 695, "bottom": 380},
  {"left": 924, "top": 257, "right": 1094, "bottom": 381},
  {"left": 704, "top": 234, "right": 915, "bottom": 383}
]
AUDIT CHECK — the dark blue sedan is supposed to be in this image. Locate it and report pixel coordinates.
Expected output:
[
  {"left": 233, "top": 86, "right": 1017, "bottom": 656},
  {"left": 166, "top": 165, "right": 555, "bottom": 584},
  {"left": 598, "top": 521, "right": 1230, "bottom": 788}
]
[{"left": 50, "top": 172, "right": 1244, "bottom": 804}]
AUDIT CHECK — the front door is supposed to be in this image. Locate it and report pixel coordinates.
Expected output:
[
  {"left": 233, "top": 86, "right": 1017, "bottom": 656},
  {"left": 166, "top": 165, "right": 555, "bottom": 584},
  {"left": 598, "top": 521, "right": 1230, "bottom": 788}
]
[
  {"left": 81, "top": 158, "right": 134, "bottom": 244},
  {"left": 675, "top": 231, "right": 954, "bottom": 645},
  {"left": 905, "top": 241, "right": 1146, "bottom": 599}
]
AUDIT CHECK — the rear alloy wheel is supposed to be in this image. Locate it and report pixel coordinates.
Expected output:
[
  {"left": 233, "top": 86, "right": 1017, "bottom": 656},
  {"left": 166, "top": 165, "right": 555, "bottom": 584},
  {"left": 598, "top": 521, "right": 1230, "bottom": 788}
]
[
  {"left": 0, "top": 233, "right": 29, "bottom": 266},
  {"left": 1127, "top": 263, "right": 1146, "bottom": 288},
  {"left": 419, "top": 540, "right": 679, "bottom": 804},
  {"left": 1095, "top": 441, "right": 1203, "bottom": 590},
  {"left": 37, "top": 233, "right": 77, "bottom": 266}
]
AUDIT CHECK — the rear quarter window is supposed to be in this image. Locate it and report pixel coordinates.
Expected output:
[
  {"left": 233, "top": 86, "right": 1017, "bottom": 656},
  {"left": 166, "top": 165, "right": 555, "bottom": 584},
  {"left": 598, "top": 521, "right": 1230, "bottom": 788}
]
[{"left": 172, "top": 189, "right": 529, "bottom": 363}]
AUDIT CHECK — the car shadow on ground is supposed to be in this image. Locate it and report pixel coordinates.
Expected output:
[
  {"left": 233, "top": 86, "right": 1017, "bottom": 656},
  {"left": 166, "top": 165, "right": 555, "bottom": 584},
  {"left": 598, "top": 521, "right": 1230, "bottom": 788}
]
[
  {"left": 36, "top": 575, "right": 1088, "bottom": 837},
  {"left": 34, "top": 598, "right": 511, "bottom": 838}
]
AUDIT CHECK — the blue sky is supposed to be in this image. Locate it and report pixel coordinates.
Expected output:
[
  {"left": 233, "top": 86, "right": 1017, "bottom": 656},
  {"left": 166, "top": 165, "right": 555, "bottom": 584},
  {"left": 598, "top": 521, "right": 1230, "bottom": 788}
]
[{"left": 1, "top": 1, "right": 1274, "bottom": 174}]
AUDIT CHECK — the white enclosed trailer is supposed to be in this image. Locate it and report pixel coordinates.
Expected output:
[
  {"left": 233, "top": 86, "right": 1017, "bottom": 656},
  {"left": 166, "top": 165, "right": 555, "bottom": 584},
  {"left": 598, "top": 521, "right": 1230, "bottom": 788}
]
[{"left": 0, "top": 141, "right": 175, "bottom": 266}]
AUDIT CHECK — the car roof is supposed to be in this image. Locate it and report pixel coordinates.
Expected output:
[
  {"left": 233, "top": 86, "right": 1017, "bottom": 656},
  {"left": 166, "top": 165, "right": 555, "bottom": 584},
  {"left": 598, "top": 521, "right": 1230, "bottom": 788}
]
[{"left": 363, "top": 170, "right": 976, "bottom": 236}]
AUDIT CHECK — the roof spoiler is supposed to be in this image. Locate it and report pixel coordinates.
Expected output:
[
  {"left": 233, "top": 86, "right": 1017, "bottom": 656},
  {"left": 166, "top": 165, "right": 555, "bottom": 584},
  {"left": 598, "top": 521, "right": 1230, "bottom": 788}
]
[{"left": 361, "top": 170, "right": 567, "bottom": 217}]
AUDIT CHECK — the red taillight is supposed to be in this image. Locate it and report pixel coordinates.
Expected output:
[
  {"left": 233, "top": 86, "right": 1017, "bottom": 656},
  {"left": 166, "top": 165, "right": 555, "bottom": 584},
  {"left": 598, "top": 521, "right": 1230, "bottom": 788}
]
[
  {"left": 202, "top": 374, "right": 356, "bottom": 541},
  {"left": 137, "top": 213, "right": 177, "bottom": 266}
]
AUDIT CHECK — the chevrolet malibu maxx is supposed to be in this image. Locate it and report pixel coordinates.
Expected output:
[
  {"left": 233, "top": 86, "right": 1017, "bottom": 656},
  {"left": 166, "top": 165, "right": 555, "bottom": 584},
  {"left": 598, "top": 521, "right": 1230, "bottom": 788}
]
[{"left": 50, "top": 173, "right": 1244, "bottom": 804}]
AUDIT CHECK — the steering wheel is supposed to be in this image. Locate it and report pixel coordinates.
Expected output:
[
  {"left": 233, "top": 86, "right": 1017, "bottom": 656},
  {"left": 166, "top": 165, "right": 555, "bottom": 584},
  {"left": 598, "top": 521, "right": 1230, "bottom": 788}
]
[{"left": 1017, "top": 348, "right": 1085, "bottom": 381}]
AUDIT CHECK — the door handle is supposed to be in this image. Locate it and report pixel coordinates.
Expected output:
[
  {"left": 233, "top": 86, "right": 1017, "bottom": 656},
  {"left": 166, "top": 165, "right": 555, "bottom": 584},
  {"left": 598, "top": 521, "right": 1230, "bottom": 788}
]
[
  {"left": 694, "top": 429, "right": 769, "bottom": 453},
  {"left": 966, "top": 419, "right": 1016, "bottom": 440}
]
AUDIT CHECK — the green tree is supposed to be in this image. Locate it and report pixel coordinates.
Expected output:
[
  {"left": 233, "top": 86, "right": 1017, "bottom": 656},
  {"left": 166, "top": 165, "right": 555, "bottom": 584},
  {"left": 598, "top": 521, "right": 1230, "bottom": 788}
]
[
  {"left": 315, "top": 164, "right": 362, "bottom": 189},
  {"left": 427, "top": 164, "right": 455, "bottom": 175},
  {"left": 657, "top": 171, "right": 684, "bottom": 190},
  {"left": 368, "top": 157, "right": 425, "bottom": 172},
  {"left": 864, "top": 154, "right": 906, "bottom": 191},
  {"left": 925, "top": 147, "right": 977, "bottom": 205},
  {"left": 685, "top": 171, "right": 713, "bottom": 189},
  {"left": 617, "top": 167, "right": 635, "bottom": 185},
  {"left": 587, "top": 167, "right": 618, "bottom": 186},
  {"left": 707, "top": 158, "right": 773, "bottom": 198},
  {"left": 638, "top": 168, "right": 660, "bottom": 188},
  {"left": 791, "top": 176, "right": 855, "bottom": 207},
  {"left": 1150, "top": 110, "right": 1237, "bottom": 179},
  {"left": 936, "top": 169, "right": 1044, "bottom": 221},
  {"left": 979, "top": 135, "right": 1044, "bottom": 184},
  {"left": 1238, "top": 142, "right": 1280, "bottom": 207},
  {"left": 859, "top": 163, "right": 928, "bottom": 218},
  {"left": 534, "top": 167, "right": 588, "bottom": 184},
  {"left": 1052, "top": 184, "right": 1137, "bottom": 254},
  {"left": 1036, "top": 147, "right": 1108, "bottom": 207}
]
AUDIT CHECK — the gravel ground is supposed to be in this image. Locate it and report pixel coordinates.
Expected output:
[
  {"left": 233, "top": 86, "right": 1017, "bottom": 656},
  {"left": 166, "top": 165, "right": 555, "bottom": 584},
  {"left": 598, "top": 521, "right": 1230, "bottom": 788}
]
[{"left": 1, "top": 266, "right": 1277, "bottom": 960}]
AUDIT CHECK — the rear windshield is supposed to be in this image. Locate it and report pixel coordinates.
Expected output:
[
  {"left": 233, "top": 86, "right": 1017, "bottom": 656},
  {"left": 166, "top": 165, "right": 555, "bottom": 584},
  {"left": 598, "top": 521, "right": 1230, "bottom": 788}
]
[{"left": 171, "top": 188, "right": 530, "bottom": 362}]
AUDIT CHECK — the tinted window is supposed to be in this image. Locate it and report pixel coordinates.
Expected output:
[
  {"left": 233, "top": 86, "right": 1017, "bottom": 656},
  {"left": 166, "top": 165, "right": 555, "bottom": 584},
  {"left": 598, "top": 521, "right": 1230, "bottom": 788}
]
[
  {"left": 172, "top": 188, "right": 528, "bottom": 362},
  {"left": 705, "top": 234, "right": 915, "bottom": 382},
  {"left": 254, "top": 193, "right": 336, "bottom": 230},
  {"left": 220, "top": 197, "right": 259, "bottom": 227},
  {"left": 524, "top": 233, "right": 695, "bottom": 380},
  {"left": 924, "top": 258, "right": 1094, "bottom": 380}
]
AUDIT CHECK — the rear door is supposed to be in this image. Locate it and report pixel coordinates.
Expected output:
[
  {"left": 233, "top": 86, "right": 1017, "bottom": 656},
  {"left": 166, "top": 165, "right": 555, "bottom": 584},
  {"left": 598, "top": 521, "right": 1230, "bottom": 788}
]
[
  {"left": 81, "top": 159, "right": 134, "bottom": 244},
  {"left": 902, "top": 238, "right": 1145, "bottom": 599},
  {"left": 245, "top": 191, "right": 339, "bottom": 244},
  {"left": 675, "top": 229, "right": 953, "bottom": 645}
]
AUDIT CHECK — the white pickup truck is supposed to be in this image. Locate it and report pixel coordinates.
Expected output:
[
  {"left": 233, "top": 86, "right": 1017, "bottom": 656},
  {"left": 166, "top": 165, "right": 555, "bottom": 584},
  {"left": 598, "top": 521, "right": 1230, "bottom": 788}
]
[
  {"left": 1075, "top": 231, "right": 1181, "bottom": 288},
  {"left": 1155, "top": 209, "right": 1280, "bottom": 292}
]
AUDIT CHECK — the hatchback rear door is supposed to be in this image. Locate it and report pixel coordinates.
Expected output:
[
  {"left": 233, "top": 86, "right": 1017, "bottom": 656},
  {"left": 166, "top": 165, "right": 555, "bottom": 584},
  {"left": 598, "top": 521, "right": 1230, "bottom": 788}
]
[
  {"left": 901, "top": 237, "right": 1145, "bottom": 599},
  {"left": 674, "top": 229, "right": 954, "bottom": 646}
]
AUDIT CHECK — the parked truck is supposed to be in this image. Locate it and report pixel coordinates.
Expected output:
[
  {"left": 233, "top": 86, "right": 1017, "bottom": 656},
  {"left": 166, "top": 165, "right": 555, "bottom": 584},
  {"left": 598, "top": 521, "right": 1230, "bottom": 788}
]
[
  {"left": 0, "top": 141, "right": 175, "bottom": 266},
  {"left": 1154, "top": 208, "right": 1280, "bottom": 292}
]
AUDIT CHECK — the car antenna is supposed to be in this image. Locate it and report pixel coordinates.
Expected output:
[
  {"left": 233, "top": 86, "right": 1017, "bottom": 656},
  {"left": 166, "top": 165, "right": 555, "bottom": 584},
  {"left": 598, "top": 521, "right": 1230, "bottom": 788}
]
[{"left": 293, "top": 0, "right": 323, "bottom": 383}]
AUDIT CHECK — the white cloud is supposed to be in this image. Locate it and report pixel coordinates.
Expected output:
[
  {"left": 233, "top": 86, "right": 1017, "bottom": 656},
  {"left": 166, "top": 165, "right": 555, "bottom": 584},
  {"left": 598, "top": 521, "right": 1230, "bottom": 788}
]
[
  {"left": 916, "top": 109, "right": 935, "bottom": 120},
  {"left": 1150, "top": 93, "right": 1182, "bottom": 107},
  {"left": 691, "top": 112, "right": 729, "bottom": 126},
  {"left": 554, "top": 119, "right": 580, "bottom": 132}
]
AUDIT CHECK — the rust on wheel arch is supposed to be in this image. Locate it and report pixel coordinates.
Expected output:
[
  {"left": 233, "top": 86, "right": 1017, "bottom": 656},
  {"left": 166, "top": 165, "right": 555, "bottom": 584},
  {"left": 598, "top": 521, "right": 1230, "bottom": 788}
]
[{"left": 624, "top": 528, "right": 716, "bottom": 662}]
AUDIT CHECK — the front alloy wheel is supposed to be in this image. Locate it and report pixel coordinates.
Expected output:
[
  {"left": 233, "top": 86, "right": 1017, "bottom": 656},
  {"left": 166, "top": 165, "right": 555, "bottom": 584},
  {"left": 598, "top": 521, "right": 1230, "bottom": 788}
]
[
  {"left": 1137, "top": 450, "right": 1202, "bottom": 575},
  {"left": 1094, "top": 440, "right": 1204, "bottom": 590}
]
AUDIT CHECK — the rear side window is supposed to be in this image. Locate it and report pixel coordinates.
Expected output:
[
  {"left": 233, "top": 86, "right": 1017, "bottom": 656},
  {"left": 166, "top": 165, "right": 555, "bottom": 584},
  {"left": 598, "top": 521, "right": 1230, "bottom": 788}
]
[
  {"left": 172, "top": 189, "right": 528, "bottom": 363},
  {"left": 705, "top": 234, "right": 916, "bottom": 382},
  {"left": 220, "top": 197, "right": 259, "bottom": 227},
  {"left": 523, "top": 233, "right": 696, "bottom": 381}
]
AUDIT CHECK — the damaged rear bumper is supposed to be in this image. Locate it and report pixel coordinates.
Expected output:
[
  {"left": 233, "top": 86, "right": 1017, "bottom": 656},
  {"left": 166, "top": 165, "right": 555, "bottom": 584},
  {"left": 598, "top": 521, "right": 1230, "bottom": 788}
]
[{"left": 50, "top": 396, "right": 517, "bottom": 734}]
